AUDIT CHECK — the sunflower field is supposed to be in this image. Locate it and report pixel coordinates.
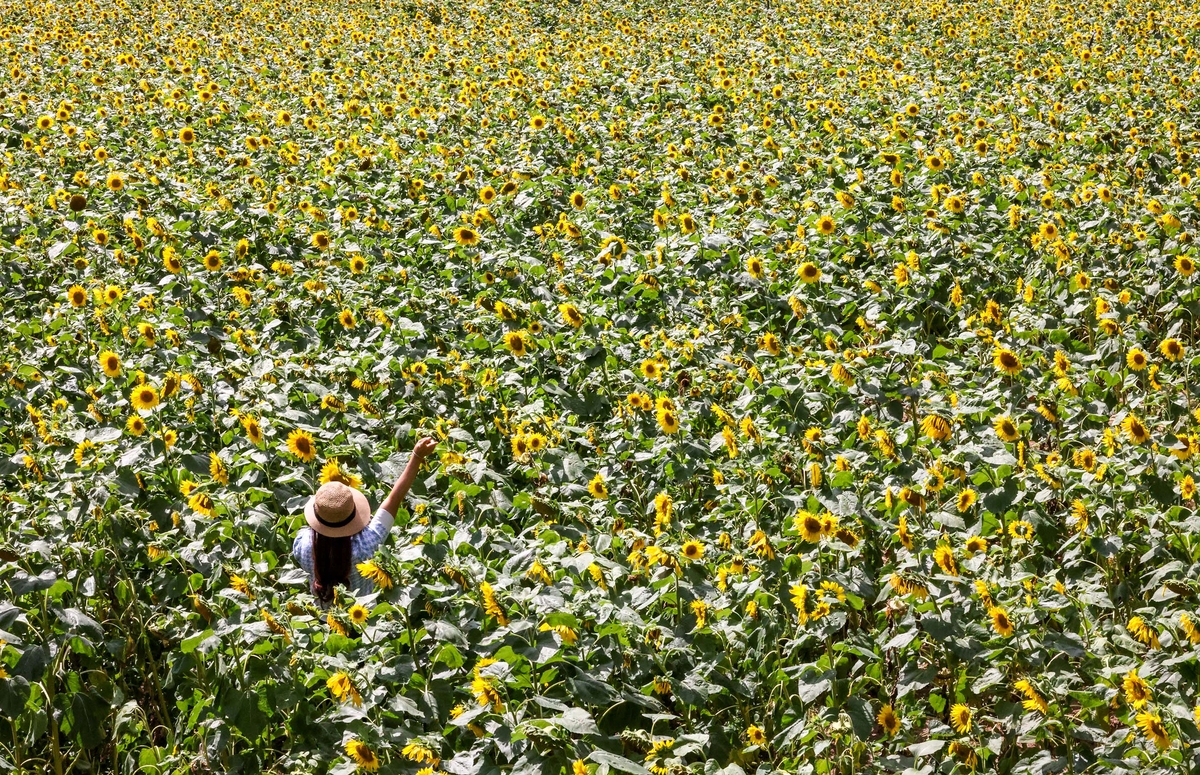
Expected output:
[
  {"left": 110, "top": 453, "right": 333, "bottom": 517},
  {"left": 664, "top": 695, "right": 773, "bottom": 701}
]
[{"left": 5, "top": 0, "right": 1200, "bottom": 771}]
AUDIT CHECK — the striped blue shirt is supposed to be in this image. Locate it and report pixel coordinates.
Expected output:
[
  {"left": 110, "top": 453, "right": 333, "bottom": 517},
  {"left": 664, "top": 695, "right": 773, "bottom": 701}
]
[{"left": 292, "top": 506, "right": 394, "bottom": 599}]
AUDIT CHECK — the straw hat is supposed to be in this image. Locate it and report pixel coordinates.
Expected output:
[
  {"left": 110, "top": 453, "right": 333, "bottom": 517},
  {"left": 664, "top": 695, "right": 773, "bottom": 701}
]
[{"left": 304, "top": 481, "right": 371, "bottom": 538}]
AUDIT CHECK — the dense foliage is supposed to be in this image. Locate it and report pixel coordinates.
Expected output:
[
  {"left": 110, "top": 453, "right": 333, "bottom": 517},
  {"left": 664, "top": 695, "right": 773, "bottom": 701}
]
[{"left": 3, "top": 0, "right": 1200, "bottom": 771}]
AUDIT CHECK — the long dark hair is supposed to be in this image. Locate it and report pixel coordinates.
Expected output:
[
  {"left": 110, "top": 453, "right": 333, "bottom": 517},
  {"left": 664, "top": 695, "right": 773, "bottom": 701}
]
[{"left": 312, "top": 530, "right": 352, "bottom": 603}]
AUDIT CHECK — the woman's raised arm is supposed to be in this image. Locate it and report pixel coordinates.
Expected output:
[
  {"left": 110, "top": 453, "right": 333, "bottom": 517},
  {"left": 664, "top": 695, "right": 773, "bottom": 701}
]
[{"left": 379, "top": 436, "right": 438, "bottom": 517}]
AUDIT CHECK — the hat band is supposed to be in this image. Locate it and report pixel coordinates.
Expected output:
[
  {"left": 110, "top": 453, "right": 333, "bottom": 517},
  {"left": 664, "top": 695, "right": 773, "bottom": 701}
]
[{"left": 315, "top": 504, "right": 357, "bottom": 528}]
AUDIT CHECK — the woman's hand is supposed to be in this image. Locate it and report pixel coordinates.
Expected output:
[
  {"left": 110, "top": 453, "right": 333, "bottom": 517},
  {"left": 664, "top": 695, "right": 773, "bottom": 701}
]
[{"left": 411, "top": 436, "right": 438, "bottom": 461}]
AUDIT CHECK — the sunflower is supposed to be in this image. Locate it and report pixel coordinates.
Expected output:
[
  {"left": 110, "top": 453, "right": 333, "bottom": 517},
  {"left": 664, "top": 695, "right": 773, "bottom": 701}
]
[
  {"left": 339, "top": 309, "right": 356, "bottom": 329},
  {"left": 348, "top": 604, "right": 370, "bottom": 625},
  {"left": 920, "top": 414, "right": 951, "bottom": 441},
  {"left": 681, "top": 540, "right": 704, "bottom": 560},
  {"left": 188, "top": 491, "right": 215, "bottom": 517},
  {"left": 796, "top": 511, "right": 824, "bottom": 542},
  {"left": 98, "top": 350, "right": 122, "bottom": 377},
  {"left": 242, "top": 417, "right": 263, "bottom": 445},
  {"left": 656, "top": 407, "right": 680, "bottom": 434},
  {"left": 357, "top": 560, "right": 394, "bottom": 591},
  {"left": 957, "top": 489, "right": 978, "bottom": 513},
  {"left": 945, "top": 195, "right": 965, "bottom": 214},
  {"left": 569, "top": 191, "right": 585, "bottom": 208},
  {"left": 178, "top": 127, "right": 195, "bottom": 144},
  {"left": 1159, "top": 337, "right": 1184, "bottom": 362},
  {"left": 1126, "top": 348, "right": 1148, "bottom": 371},
  {"left": 1176, "top": 254, "right": 1196, "bottom": 277},
  {"left": 454, "top": 225, "right": 480, "bottom": 246},
  {"left": 877, "top": 704, "right": 900, "bottom": 736},
  {"left": 286, "top": 428, "right": 317, "bottom": 462},
  {"left": 746, "top": 256, "right": 765, "bottom": 279},
  {"left": 130, "top": 384, "right": 159, "bottom": 411},
  {"left": 587, "top": 473, "right": 607, "bottom": 499},
  {"left": 1122, "top": 668, "right": 1151, "bottom": 709},
  {"left": 344, "top": 739, "right": 379, "bottom": 771},
  {"left": 949, "top": 703, "right": 972, "bottom": 734},
  {"left": 1128, "top": 616, "right": 1160, "bottom": 649},
  {"left": 126, "top": 415, "right": 147, "bottom": 436},
  {"left": 993, "top": 415, "right": 1020, "bottom": 442},
  {"left": 993, "top": 347, "right": 1022, "bottom": 375},
  {"left": 503, "top": 331, "right": 529, "bottom": 356},
  {"left": 934, "top": 544, "right": 958, "bottom": 576},
  {"left": 558, "top": 303, "right": 584, "bottom": 328},
  {"left": 1038, "top": 222, "right": 1058, "bottom": 240},
  {"left": 311, "top": 231, "right": 331, "bottom": 250},
  {"left": 529, "top": 115, "right": 547, "bottom": 130},
  {"left": 1136, "top": 711, "right": 1171, "bottom": 750},
  {"left": 745, "top": 724, "right": 766, "bottom": 746},
  {"left": 989, "top": 606, "right": 1014, "bottom": 637},
  {"left": 815, "top": 214, "right": 836, "bottom": 235},
  {"left": 203, "top": 250, "right": 222, "bottom": 271},
  {"left": 327, "top": 672, "right": 362, "bottom": 706},
  {"left": 67, "top": 285, "right": 88, "bottom": 307},
  {"left": 1008, "top": 520, "right": 1034, "bottom": 540},
  {"left": 1122, "top": 414, "right": 1150, "bottom": 444},
  {"left": 679, "top": 213, "right": 696, "bottom": 234},
  {"left": 964, "top": 534, "right": 988, "bottom": 556},
  {"left": 163, "top": 247, "right": 183, "bottom": 274},
  {"left": 798, "top": 261, "right": 821, "bottom": 284},
  {"left": 641, "top": 359, "right": 664, "bottom": 380}
]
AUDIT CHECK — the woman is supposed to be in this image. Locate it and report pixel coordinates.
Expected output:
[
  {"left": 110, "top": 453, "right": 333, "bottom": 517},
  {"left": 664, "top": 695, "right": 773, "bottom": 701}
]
[{"left": 293, "top": 437, "right": 437, "bottom": 604}]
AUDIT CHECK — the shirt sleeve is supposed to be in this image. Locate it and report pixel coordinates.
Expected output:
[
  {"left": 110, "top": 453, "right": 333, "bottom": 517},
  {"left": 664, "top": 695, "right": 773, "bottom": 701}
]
[
  {"left": 352, "top": 506, "right": 394, "bottom": 561},
  {"left": 293, "top": 530, "right": 313, "bottom": 573}
]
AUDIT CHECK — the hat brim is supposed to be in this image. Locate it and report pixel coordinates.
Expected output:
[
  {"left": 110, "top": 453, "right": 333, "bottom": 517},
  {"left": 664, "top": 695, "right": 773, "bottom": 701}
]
[{"left": 304, "top": 488, "right": 371, "bottom": 538}]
